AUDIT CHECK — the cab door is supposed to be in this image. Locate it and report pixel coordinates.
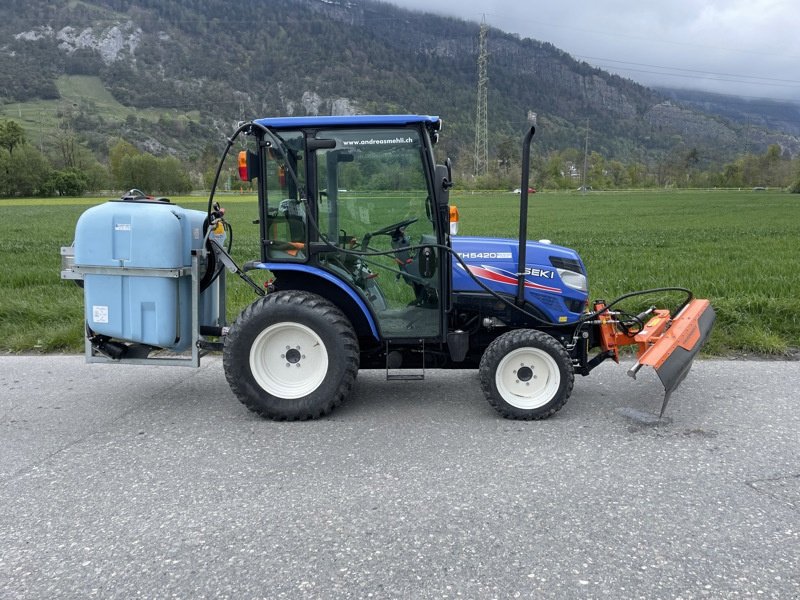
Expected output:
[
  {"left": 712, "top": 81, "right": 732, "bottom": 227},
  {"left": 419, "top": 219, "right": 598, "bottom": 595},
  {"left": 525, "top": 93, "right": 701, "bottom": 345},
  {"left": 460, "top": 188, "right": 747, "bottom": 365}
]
[{"left": 312, "top": 127, "right": 442, "bottom": 339}]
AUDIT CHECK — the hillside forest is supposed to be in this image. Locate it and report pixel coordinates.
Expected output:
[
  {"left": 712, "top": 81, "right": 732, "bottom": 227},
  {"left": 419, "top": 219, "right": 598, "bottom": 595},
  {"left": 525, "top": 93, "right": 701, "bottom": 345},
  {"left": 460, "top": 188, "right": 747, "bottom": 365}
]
[{"left": 2, "top": 0, "right": 800, "bottom": 197}]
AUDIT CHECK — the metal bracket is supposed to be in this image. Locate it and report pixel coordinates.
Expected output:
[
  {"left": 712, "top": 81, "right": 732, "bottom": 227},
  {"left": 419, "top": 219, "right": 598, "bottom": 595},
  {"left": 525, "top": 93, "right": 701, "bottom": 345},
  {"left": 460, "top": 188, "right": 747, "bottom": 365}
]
[{"left": 82, "top": 250, "right": 226, "bottom": 368}]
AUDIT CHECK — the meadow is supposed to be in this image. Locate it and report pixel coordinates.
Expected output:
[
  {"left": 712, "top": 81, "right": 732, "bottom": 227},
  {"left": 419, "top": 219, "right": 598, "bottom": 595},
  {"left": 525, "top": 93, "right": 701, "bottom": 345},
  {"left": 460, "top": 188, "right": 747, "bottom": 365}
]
[
  {"left": 1, "top": 75, "right": 200, "bottom": 140},
  {"left": 1, "top": 189, "right": 797, "bottom": 356}
]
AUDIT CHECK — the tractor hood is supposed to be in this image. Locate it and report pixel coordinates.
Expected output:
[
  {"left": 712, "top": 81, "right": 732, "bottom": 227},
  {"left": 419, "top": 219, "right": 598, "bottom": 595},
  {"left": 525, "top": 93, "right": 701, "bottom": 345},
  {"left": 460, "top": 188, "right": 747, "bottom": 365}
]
[{"left": 450, "top": 237, "right": 589, "bottom": 323}]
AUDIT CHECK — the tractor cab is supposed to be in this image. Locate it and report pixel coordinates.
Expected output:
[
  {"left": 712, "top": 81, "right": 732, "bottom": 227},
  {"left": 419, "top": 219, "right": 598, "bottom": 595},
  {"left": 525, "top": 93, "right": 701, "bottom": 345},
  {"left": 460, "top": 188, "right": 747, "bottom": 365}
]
[{"left": 240, "top": 115, "right": 452, "bottom": 343}]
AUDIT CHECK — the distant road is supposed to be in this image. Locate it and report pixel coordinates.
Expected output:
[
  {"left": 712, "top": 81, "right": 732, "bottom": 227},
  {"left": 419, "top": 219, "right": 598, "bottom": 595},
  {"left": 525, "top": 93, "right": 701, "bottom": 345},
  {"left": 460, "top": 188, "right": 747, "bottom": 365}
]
[{"left": 1, "top": 356, "right": 798, "bottom": 599}]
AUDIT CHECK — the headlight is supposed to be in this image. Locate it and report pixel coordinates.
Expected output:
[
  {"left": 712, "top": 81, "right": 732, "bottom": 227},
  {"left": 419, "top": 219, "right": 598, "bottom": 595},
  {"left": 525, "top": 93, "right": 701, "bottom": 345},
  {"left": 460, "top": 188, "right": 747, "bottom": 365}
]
[{"left": 557, "top": 268, "right": 587, "bottom": 292}]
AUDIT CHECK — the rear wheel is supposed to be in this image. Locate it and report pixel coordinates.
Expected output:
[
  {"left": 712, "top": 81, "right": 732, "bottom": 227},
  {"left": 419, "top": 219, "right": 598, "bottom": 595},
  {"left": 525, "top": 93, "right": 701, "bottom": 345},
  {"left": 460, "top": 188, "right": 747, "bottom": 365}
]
[
  {"left": 223, "top": 291, "right": 359, "bottom": 420},
  {"left": 479, "top": 329, "right": 573, "bottom": 420}
]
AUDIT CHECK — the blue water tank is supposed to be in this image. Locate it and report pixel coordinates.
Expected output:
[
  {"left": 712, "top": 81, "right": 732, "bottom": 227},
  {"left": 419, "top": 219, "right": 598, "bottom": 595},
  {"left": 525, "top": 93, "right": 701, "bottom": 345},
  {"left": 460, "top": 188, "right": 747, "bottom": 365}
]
[{"left": 74, "top": 199, "right": 220, "bottom": 351}]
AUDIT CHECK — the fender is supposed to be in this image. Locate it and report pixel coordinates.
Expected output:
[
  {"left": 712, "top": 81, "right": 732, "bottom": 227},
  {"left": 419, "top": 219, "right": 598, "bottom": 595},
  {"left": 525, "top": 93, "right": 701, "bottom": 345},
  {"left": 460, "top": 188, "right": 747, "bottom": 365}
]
[{"left": 251, "top": 262, "right": 380, "bottom": 340}]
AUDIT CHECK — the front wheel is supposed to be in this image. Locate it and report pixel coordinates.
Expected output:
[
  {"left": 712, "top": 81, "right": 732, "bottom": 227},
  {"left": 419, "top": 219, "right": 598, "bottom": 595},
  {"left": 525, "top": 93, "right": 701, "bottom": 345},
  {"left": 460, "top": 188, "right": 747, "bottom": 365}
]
[
  {"left": 479, "top": 329, "right": 574, "bottom": 420},
  {"left": 223, "top": 291, "right": 359, "bottom": 420}
]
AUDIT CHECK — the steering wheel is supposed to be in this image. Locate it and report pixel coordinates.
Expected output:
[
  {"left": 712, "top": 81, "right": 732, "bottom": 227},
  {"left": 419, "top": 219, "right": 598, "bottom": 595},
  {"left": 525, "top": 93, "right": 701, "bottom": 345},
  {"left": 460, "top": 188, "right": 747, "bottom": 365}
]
[{"left": 365, "top": 217, "right": 419, "bottom": 239}]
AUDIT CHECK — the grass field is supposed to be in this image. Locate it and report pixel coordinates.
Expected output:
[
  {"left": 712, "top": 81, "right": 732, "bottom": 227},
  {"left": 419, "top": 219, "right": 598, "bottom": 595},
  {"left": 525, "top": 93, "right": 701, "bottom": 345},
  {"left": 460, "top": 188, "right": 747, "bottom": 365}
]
[
  {"left": 1, "top": 189, "right": 798, "bottom": 356},
  {"left": 0, "top": 75, "right": 200, "bottom": 142}
]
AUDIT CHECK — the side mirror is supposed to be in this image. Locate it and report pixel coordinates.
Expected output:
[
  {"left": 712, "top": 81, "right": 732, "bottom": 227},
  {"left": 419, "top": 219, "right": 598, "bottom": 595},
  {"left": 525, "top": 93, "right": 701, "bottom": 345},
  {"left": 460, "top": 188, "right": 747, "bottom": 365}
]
[
  {"left": 434, "top": 161, "right": 452, "bottom": 204},
  {"left": 434, "top": 160, "right": 453, "bottom": 237}
]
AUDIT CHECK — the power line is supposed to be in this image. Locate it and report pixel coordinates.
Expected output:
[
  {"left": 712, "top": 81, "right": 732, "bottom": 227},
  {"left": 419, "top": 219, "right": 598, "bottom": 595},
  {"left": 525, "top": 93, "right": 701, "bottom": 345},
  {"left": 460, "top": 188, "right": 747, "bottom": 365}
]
[
  {"left": 575, "top": 56, "right": 800, "bottom": 87},
  {"left": 590, "top": 62, "right": 800, "bottom": 90}
]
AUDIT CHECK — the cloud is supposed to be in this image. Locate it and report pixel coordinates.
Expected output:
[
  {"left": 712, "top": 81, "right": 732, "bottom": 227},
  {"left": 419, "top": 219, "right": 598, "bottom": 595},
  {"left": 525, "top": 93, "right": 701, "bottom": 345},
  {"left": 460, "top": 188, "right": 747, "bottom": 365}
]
[{"left": 386, "top": 0, "right": 800, "bottom": 101}]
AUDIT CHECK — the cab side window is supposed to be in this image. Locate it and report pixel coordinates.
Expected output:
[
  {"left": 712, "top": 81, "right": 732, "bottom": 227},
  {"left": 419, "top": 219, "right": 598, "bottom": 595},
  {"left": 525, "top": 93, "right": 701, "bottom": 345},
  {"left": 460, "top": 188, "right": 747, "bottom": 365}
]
[{"left": 265, "top": 131, "right": 307, "bottom": 260}]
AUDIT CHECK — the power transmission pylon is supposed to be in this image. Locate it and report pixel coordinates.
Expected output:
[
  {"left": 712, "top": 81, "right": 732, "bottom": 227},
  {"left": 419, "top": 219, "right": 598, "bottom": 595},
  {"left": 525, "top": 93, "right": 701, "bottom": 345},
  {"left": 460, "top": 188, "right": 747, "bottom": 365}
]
[
  {"left": 582, "top": 119, "right": 589, "bottom": 194},
  {"left": 474, "top": 18, "right": 488, "bottom": 177}
]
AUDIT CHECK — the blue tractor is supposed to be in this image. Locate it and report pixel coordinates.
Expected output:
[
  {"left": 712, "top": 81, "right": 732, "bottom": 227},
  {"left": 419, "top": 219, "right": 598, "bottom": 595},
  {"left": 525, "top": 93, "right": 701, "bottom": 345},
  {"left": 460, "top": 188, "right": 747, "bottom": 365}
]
[{"left": 65, "top": 114, "right": 714, "bottom": 420}]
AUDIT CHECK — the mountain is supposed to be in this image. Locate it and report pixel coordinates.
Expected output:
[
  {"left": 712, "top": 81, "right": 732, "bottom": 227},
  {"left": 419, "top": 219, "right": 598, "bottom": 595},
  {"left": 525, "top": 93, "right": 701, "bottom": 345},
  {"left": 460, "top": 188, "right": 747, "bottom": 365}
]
[
  {"left": 2, "top": 0, "right": 799, "bottom": 171},
  {"left": 657, "top": 87, "right": 800, "bottom": 139}
]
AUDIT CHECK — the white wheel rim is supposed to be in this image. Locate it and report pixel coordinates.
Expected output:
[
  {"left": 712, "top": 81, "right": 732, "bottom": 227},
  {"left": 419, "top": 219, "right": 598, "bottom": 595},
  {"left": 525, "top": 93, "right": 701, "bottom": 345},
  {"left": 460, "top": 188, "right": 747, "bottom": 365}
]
[
  {"left": 249, "top": 322, "right": 329, "bottom": 399},
  {"left": 495, "top": 347, "right": 561, "bottom": 410}
]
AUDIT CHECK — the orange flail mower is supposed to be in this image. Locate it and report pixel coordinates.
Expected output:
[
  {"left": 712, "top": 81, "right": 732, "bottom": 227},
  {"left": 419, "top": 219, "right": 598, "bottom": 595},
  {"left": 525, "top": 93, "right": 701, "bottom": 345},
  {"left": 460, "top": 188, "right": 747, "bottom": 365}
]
[{"left": 596, "top": 298, "right": 716, "bottom": 415}]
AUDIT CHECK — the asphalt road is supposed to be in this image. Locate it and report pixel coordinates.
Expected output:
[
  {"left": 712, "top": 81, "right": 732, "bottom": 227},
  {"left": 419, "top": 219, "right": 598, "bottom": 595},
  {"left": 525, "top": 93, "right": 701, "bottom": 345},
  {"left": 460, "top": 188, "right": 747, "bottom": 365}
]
[{"left": 1, "top": 355, "right": 798, "bottom": 599}]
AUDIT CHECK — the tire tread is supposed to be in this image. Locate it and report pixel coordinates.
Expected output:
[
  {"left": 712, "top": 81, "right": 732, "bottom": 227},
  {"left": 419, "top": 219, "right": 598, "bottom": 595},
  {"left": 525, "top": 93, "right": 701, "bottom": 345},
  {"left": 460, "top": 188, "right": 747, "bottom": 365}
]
[
  {"left": 223, "top": 290, "right": 359, "bottom": 420},
  {"left": 479, "top": 329, "right": 574, "bottom": 420}
]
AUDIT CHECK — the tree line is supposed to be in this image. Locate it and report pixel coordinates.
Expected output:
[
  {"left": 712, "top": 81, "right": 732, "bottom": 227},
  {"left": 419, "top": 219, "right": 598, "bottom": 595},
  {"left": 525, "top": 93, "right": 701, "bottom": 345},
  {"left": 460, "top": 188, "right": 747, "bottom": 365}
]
[
  {"left": 0, "top": 118, "right": 193, "bottom": 197},
  {"left": 461, "top": 141, "right": 800, "bottom": 193},
  {"left": 1, "top": 117, "right": 798, "bottom": 198}
]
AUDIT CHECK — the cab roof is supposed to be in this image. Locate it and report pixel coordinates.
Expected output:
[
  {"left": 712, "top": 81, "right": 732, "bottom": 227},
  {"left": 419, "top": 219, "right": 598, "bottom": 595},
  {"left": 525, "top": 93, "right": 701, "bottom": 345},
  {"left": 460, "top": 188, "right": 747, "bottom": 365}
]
[{"left": 252, "top": 114, "right": 440, "bottom": 129}]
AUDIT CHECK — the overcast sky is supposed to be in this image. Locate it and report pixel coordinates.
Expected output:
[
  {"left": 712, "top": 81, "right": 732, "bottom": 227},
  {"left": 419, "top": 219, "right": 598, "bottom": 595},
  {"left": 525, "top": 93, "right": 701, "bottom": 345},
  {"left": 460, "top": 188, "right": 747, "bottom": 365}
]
[{"left": 386, "top": 0, "right": 800, "bottom": 103}]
